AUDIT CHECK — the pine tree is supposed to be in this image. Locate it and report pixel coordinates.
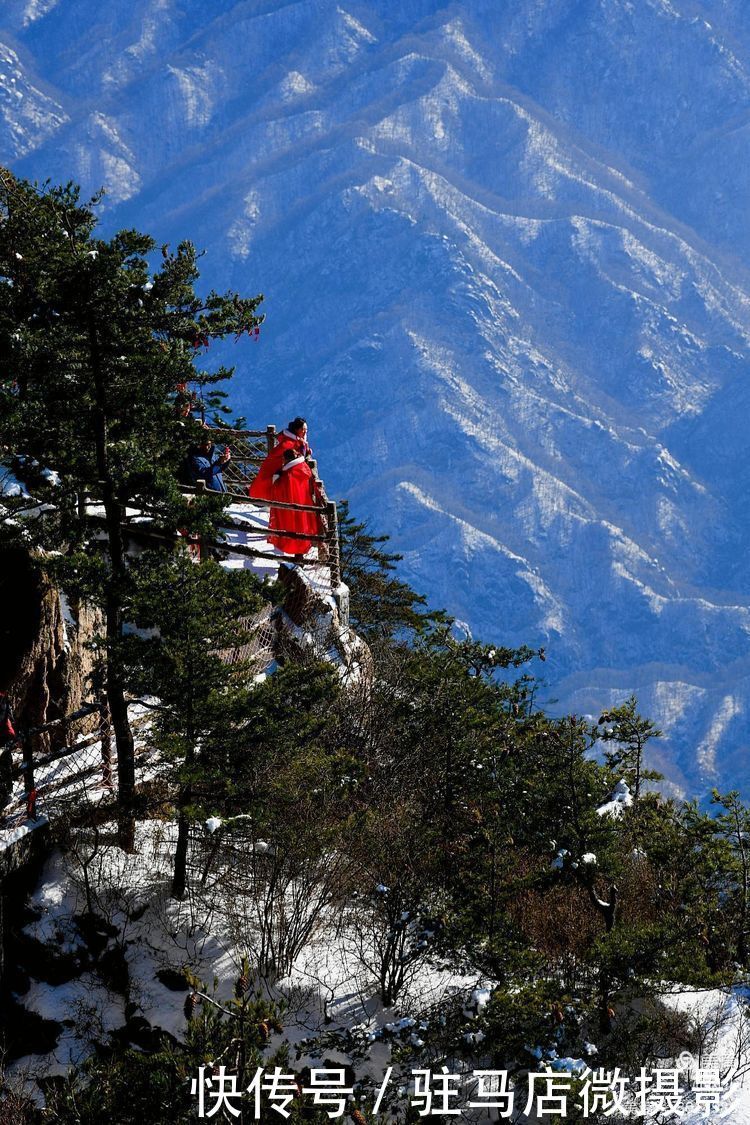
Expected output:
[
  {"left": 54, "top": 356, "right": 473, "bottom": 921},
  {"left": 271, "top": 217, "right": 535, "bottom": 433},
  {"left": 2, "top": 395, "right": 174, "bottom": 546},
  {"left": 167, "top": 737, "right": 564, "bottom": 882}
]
[
  {"left": 0, "top": 170, "right": 263, "bottom": 847},
  {"left": 122, "top": 548, "right": 267, "bottom": 897},
  {"left": 336, "top": 499, "right": 445, "bottom": 639},
  {"left": 711, "top": 789, "right": 750, "bottom": 964},
  {"left": 595, "top": 695, "right": 662, "bottom": 800}
]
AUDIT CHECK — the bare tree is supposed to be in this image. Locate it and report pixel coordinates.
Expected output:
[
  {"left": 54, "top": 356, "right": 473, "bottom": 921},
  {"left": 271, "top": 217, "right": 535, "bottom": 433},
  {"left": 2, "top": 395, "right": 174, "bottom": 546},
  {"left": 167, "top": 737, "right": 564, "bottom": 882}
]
[{"left": 197, "top": 820, "right": 355, "bottom": 981}]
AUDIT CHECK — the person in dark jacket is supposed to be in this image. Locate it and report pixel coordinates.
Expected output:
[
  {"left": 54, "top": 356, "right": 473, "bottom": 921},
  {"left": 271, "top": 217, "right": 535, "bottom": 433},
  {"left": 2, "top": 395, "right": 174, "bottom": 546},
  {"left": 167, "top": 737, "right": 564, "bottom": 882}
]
[{"left": 189, "top": 434, "right": 231, "bottom": 492}]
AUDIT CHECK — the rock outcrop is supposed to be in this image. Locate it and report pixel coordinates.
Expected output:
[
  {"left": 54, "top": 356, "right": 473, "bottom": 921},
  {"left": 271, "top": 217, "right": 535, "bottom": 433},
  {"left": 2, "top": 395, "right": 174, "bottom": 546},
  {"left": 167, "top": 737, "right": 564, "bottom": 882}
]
[{"left": 1, "top": 549, "right": 103, "bottom": 737}]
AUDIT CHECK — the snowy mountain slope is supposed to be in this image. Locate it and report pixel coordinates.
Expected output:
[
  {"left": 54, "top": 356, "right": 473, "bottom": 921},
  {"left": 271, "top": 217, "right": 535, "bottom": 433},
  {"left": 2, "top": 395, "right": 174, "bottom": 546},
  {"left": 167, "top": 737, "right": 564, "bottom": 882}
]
[{"left": 3, "top": 0, "right": 750, "bottom": 796}]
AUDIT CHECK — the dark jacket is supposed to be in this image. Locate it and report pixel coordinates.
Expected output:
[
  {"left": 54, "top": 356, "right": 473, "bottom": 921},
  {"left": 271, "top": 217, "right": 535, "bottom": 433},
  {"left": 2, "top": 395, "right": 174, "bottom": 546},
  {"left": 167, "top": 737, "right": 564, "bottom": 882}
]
[{"left": 189, "top": 444, "right": 228, "bottom": 492}]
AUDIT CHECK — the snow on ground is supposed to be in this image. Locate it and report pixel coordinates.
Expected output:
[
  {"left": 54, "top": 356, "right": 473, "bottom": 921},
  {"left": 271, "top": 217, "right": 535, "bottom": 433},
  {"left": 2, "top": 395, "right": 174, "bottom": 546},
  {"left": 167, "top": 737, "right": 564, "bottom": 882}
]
[
  {"left": 6, "top": 825, "right": 172, "bottom": 1100},
  {"left": 7, "top": 775, "right": 750, "bottom": 1120},
  {"left": 660, "top": 986, "right": 750, "bottom": 1123},
  {"left": 0, "top": 701, "right": 155, "bottom": 854},
  {"left": 6, "top": 815, "right": 489, "bottom": 1102},
  {"left": 221, "top": 499, "right": 326, "bottom": 583},
  {"left": 221, "top": 501, "right": 277, "bottom": 572}
]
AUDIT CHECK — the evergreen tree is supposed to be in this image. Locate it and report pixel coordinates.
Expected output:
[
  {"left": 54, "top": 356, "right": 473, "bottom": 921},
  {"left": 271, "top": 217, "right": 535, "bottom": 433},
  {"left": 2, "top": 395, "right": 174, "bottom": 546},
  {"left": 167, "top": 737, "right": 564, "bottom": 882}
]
[
  {"left": 595, "top": 695, "right": 663, "bottom": 800},
  {"left": 337, "top": 499, "right": 445, "bottom": 639},
  {"left": 711, "top": 789, "right": 750, "bottom": 964},
  {"left": 41, "top": 964, "right": 302, "bottom": 1125},
  {"left": 122, "top": 548, "right": 268, "bottom": 897},
  {"left": 0, "top": 170, "right": 263, "bottom": 847}
]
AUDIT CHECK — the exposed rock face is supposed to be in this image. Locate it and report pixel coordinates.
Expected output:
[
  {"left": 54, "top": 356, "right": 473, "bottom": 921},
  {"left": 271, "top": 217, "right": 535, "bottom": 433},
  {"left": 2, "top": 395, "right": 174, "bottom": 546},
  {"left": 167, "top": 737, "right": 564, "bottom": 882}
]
[
  {"left": 1, "top": 550, "right": 103, "bottom": 734},
  {"left": 276, "top": 564, "right": 371, "bottom": 686}
]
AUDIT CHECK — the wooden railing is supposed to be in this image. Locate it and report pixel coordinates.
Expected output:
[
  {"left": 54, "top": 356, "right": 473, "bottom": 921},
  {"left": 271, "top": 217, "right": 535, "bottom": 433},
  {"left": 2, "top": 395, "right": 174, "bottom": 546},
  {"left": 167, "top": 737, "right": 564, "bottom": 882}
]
[
  {"left": 198, "top": 427, "right": 343, "bottom": 589},
  {"left": 78, "top": 424, "right": 346, "bottom": 619},
  {"left": 178, "top": 488, "right": 342, "bottom": 588},
  {"left": 81, "top": 423, "right": 344, "bottom": 586},
  {"left": 204, "top": 425, "right": 277, "bottom": 494},
  {"left": 4, "top": 701, "right": 110, "bottom": 820},
  {"left": 2, "top": 700, "right": 152, "bottom": 822}
]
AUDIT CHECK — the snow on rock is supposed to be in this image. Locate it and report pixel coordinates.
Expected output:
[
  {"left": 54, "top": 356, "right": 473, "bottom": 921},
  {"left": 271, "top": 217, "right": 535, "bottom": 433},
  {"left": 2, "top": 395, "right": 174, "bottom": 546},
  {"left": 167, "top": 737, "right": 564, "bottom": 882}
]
[
  {"left": 466, "top": 986, "right": 492, "bottom": 1016},
  {"left": 58, "top": 590, "right": 77, "bottom": 635},
  {"left": 0, "top": 463, "right": 31, "bottom": 498},
  {"left": 597, "top": 779, "right": 633, "bottom": 818},
  {"left": 0, "top": 813, "right": 48, "bottom": 855},
  {"left": 549, "top": 1055, "right": 588, "bottom": 1074}
]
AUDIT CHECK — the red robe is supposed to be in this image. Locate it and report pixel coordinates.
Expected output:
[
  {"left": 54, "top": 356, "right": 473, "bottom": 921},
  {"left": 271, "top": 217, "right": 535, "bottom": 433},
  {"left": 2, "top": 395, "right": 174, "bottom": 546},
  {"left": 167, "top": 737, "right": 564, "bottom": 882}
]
[
  {"left": 248, "top": 431, "right": 311, "bottom": 501},
  {"left": 268, "top": 456, "right": 322, "bottom": 555}
]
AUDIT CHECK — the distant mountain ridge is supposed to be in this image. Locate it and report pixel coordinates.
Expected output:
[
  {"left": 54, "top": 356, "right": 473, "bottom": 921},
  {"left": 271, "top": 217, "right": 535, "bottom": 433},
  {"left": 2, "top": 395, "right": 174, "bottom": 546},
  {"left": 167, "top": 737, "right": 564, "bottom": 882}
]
[{"left": 3, "top": 0, "right": 750, "bottom": 797}]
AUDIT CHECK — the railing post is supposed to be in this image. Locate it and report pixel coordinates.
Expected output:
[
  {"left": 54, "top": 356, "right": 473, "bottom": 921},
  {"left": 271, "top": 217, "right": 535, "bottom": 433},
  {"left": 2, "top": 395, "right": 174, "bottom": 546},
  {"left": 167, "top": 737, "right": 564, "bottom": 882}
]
[
  {"left": 100, "top": 698, "right": 113, "bottom": 790},
  {"left": 23, "top": 729, "right": 36, "bottom": 819},
  {"left": 266, "top": 425, "right": 276, "bottom": 454},
  {"left": 325, "top": 500, "right": 341, "bottom": 589},
  {"left": 0, "top": 741, "right": 12, "bottom": 811},
  {"left": 325, "top": 499, "right": 349, "bottom": 626}
]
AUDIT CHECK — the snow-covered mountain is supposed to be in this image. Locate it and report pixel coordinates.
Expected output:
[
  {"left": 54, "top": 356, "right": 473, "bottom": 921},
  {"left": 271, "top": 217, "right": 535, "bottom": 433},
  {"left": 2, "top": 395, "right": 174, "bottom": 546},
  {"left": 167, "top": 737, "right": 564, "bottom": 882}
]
[{"left": 3, "top": 0, "right": 750, "bottom": 798}]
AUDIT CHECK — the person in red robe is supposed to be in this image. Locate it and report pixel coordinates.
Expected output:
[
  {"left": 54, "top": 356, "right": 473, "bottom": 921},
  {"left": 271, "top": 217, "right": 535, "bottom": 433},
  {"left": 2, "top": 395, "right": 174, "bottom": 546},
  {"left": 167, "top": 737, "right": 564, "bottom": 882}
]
[
  {"left": 268, "top": 449, "right": 323, "bottom": 556},
  {"left": 248, "top": 417, "right": 311, "bottom": 501}
]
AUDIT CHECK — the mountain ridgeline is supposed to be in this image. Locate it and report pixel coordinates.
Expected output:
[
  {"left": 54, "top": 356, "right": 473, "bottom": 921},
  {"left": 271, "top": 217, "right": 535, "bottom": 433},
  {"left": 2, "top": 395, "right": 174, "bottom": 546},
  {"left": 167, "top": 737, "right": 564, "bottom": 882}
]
[{"left": 3, "top": 0, "right": 750, "bottom": 796}]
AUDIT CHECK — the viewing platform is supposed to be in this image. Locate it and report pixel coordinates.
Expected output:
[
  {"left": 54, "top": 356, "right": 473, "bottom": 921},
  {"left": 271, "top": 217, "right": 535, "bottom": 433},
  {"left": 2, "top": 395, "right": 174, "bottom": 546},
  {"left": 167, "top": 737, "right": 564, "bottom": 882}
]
[{"left": 0, "top": 425, "right": 364, "bottom": 861}]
